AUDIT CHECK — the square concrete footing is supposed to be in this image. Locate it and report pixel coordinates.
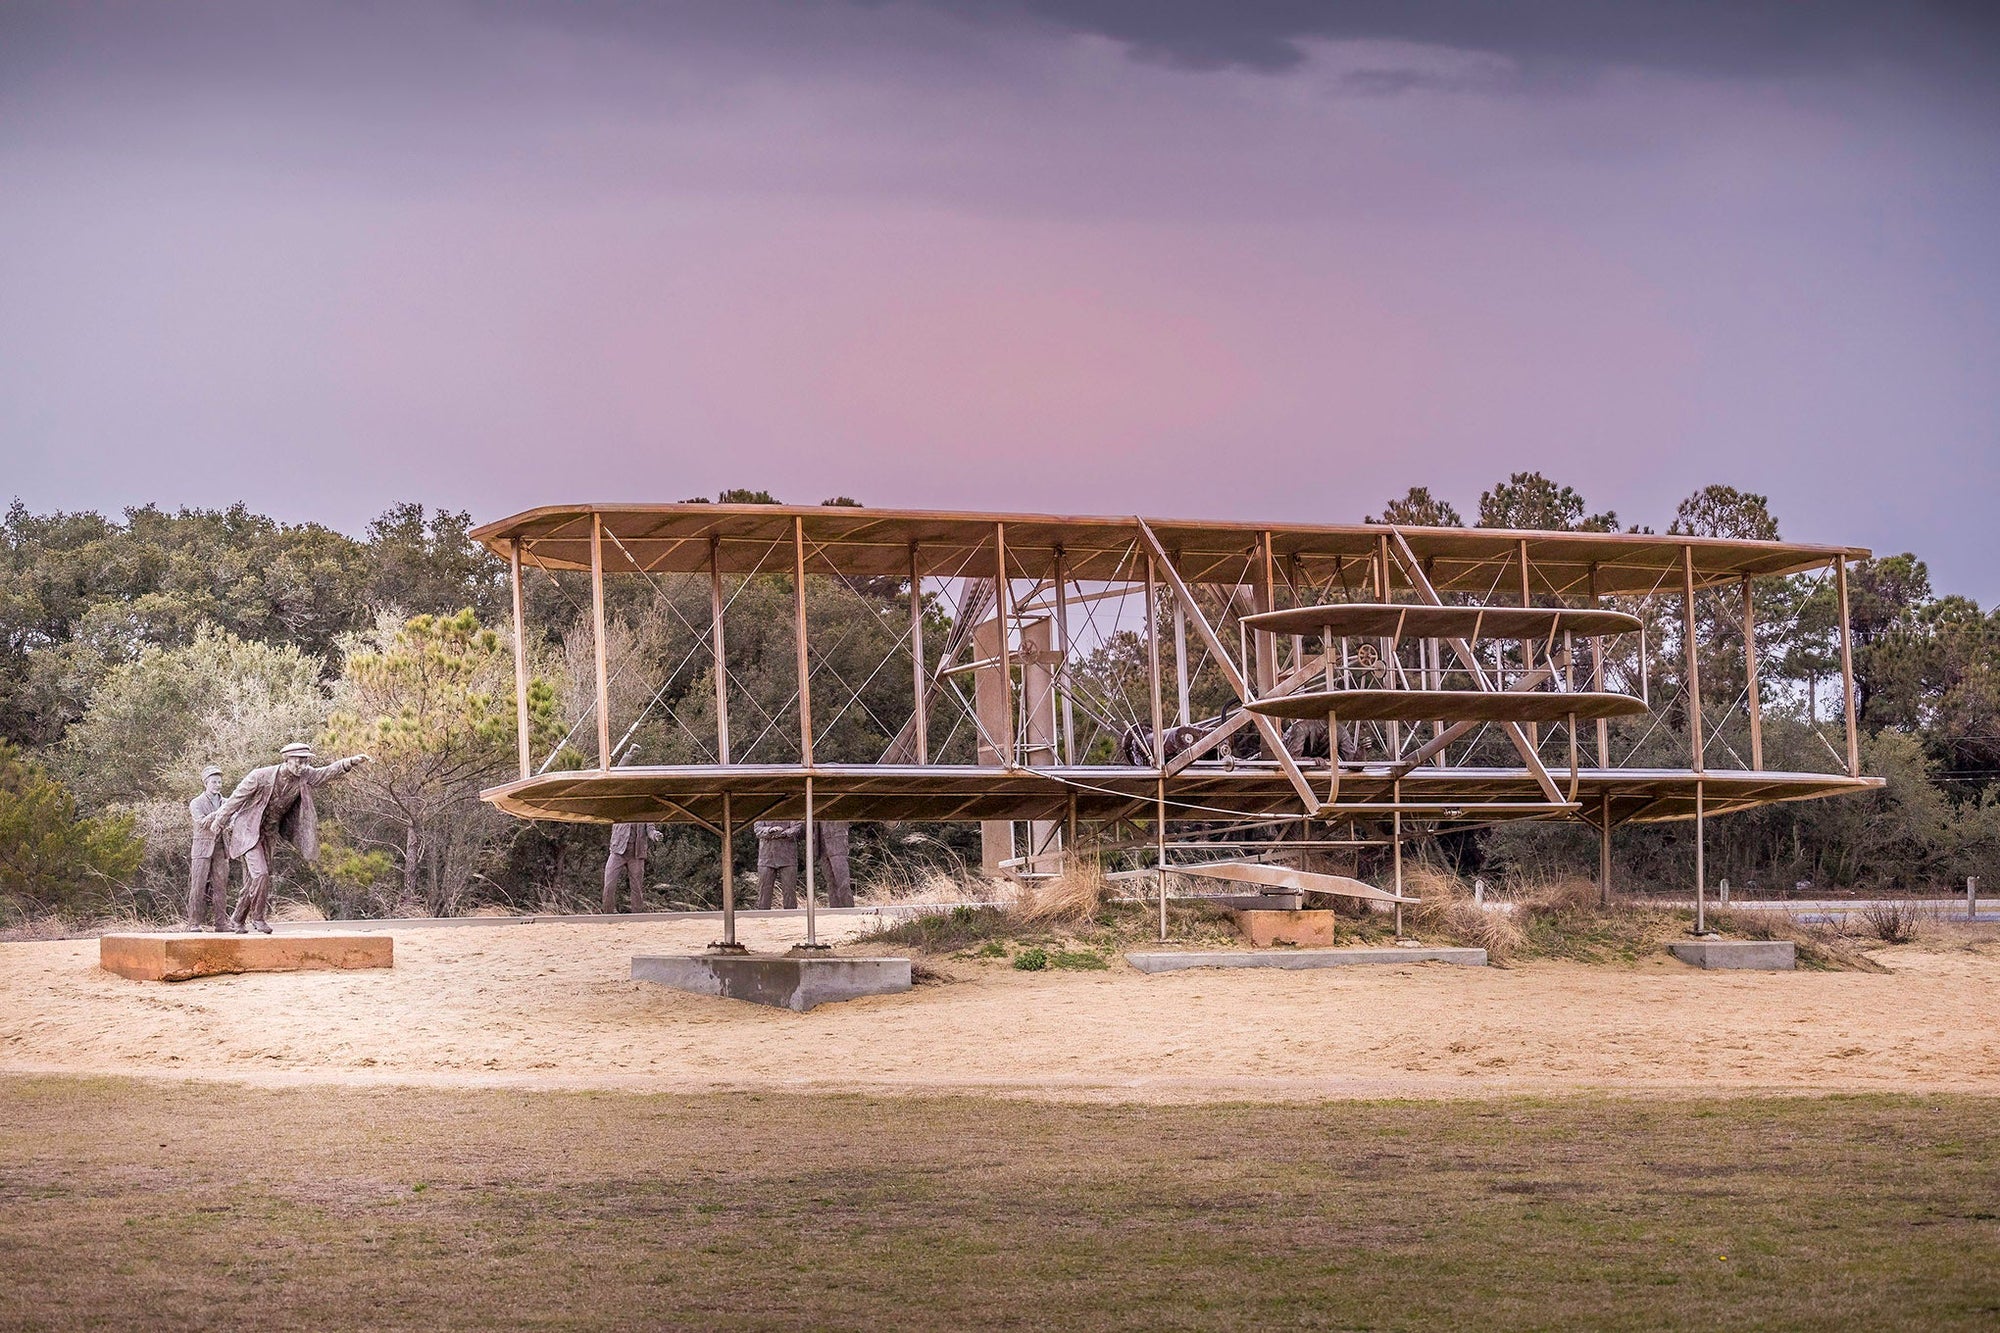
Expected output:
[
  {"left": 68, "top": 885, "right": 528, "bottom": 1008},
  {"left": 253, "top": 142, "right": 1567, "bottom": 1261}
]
[
  {"left": 100, "top": 932, "right": 394, "bottom": 981},
  {"left": 1668, "top": 940, "right": 1796, "bottom": 970},
  {"left": 1230, "top": 909, "right": 1337, "bottom": 947},
  {"left": 632, "top": 954, "right": 911, "bottom": 1010},
  {"left": 1127, "top": 947, "right": 1486, "bottom": 974}
]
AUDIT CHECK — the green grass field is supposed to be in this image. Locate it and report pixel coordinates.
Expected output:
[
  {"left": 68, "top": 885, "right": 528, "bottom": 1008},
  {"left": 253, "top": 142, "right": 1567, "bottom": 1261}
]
[{"left": 3, "top": 1077, "right": 1997, "bottom": 1329}]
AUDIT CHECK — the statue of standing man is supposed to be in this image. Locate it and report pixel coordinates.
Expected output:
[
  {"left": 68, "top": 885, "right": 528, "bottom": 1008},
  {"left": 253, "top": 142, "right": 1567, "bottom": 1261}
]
[
  {"left": 816, "top": 821, "right": 854, "bottom": 908},
  {"left": 754, "top": 820, "right": 802, "bottom": 910},
  {"left": 602, "top": 821, "right": 662, "bottom": 914},
  {"left": 185, "top": 764, "right": 231, "bottom": 931},
  {"left": 202, "top": 741, "right": 370, "bottom": 934}
]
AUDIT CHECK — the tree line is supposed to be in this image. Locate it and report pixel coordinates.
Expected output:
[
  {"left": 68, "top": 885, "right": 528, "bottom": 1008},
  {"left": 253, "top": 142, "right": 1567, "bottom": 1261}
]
[{"left": 0, "top": 478, "right": 1992, "bottom": 924}]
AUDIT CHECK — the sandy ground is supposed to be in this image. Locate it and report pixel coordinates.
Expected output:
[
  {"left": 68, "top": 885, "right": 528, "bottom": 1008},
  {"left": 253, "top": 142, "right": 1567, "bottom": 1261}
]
[{"left": 4, "top": 918, "right": 1998, "bottom": 1102}]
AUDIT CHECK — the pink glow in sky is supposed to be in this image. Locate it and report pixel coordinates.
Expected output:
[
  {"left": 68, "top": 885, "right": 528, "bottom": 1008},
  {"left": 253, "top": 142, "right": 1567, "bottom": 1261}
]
[{"left": 2, "top": 3, "right": 1997, "bottom": 594}]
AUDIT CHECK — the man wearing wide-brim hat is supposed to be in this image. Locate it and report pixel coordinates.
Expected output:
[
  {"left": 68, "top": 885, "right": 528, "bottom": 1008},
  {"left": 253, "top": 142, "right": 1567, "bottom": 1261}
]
[{"left": 201, "top": 741, "right": 370, "bottom": 934}]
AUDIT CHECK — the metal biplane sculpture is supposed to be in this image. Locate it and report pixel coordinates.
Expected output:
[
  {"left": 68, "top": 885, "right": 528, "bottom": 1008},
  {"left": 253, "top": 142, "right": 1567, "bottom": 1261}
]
[{"left": 472, "top": 504, "right": 1881, "bottom": 942}]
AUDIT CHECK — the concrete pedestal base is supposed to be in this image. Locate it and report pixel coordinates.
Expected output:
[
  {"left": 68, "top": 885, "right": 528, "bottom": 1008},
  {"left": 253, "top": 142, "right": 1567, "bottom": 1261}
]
[
  {"left": 1230, "top": 909, "right": 1336, "bottom": 947},
  {"left": 1668, "top": 940, "right": 1796, "bottom": 970},
  {"left": 100, "top": 932, "right": 393, "bottom": 982},
  {"left": 1127, "top": 947, "right": 1486, "bottom": 974},
  {"left": 632, "top": 954, "right": 911, "bottom": 1011}
]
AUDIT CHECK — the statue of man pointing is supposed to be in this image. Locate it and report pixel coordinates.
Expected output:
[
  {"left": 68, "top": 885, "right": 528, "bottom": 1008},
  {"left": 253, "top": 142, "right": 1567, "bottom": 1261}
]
[{"left": 202, "top": 741, "right": 370, "bottom": 934}]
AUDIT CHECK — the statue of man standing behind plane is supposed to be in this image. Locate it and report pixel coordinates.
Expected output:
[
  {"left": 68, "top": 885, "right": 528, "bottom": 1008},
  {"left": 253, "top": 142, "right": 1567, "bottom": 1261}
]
[
  {"left": 202, "top": 741, "right": 370, "bottom": 934},
  {"left": 603, "top": 821, "right": 662, "bottom": 914}
]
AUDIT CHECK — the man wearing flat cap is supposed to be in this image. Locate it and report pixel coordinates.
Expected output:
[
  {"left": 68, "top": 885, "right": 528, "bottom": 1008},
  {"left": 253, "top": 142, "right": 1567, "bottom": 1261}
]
[
  {"left": 185, "top": 764, "right": 232, "bottom": 931},
  {"left": 201, "top": 741, "right": 370, "bottom": 934}
]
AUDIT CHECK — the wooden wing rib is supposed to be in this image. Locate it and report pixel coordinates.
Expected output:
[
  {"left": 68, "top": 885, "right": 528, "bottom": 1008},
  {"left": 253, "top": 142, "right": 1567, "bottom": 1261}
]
[{"left": 1174, "top": 859, "right": 1417, "bottom": 904}]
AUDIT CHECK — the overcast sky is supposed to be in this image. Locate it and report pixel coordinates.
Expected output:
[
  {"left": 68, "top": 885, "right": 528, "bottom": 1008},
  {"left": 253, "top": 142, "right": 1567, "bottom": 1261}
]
[{"left": 3, "top": 2, "right": 1996, "bottom": 595}]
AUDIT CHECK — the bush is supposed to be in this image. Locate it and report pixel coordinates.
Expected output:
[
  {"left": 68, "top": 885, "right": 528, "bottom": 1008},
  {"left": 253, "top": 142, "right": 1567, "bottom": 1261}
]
[
  {"left": 1860, "top": 899, "right": 1924, "bottom": 944},
  {"left": 0, "top": 740, "right": 142, "bottom": 913},
  {"left": 1013, "top": 946, "right": 1049, "bottom": 971}
]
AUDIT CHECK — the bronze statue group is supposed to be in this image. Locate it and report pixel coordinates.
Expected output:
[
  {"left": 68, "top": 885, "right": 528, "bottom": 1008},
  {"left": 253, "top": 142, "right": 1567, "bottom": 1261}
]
[
  {"left": 186, "top": 745, "right": 853, "bottom": 931},
  {"left": 184, "top": 742, "right": 371, "bottom": 935}
]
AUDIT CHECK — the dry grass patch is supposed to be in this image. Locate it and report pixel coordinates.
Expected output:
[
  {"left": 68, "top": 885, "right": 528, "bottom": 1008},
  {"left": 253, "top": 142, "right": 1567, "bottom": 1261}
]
[
  {"left": 1706, "top": 907, "right": 1889, "bottom": 971},
  {"left": 858, "top": 860, "right": 1885, "bottom": 971},
  {"left": 1399, "top": 862, "right": 1883, "bottom": 970},
  {"left": 854, "top": 898, "right": 1241, "bottom": 965},
  {"left": 854, "top": 862, "right": 1241, "bottom": 967},
  {"left": 2, "top": 1076, "right": 1997, "bottom": 1330}
]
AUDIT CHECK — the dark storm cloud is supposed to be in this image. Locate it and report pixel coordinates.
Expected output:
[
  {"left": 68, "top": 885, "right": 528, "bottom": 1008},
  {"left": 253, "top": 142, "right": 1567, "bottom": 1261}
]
[
  {"left": 2, "top": 0, "right": 1997, "bottom": 597},
  {"left": 6, "top": 1, "right": 1995, "bottom": 108},
  {"left": 440, "top": 0, "right": 2000, "bottom": 85},
  {"left": 897, "top": 0, "right": 2000, "bottom": 78}
]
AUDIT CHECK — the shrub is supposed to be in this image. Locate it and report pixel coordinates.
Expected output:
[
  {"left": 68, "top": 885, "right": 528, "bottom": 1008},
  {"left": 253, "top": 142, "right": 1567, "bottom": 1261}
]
[
  {"left": 1860, "top": 899, "right": 1923, "bottom": 945},
  {"left": 1013, "top": 946, "right": 1049, "bottom": 971},
  {"left": 0, "top": 740, "right": 142, "bottom": 913}
]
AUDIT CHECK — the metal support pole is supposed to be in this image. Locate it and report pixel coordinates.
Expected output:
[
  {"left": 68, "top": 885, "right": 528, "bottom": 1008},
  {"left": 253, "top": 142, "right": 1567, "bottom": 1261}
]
[
  {"left": 591, "top": 515, "right": 611, "bottom": 770},
  {"left": 1156, "top": 776, "right": 1168, "bottom": 943},
  {"left": 719, "top": 792, "right": 738, "bottom": 949},
  {"left": 1431, "top": 637, "right": 1447, "bottom": 767},
  {"left": 794, "top": 515, "right": 814, "bottom": 767},
  {"left": 1173, "top": 593, "right": 1191, "bottom": 726},
  {"left": 1640, "top": 623, "right": 1650, "bottom": 708},
  {"left": 1742, "top": 576, "right": 1762, "bottom": 771},
  {"left": 1067, "top": 790, "right": 1080, "bottom": 874},
  {"left": 994, "top": 523, "right": 1013, "bottom": 766},
  {"left": 510, "top": 539, "right": 530, "bottom": 779},
  {"left": 710, "top": 536, "right": 731, "bottom": 764},
  {"left": 1147, "top": 552, "right": 1167, "bottom": 941},
  {"left": 1590, "top": 563, "right": 1608, "bottom": 769},
  {"left": 1392, "top": 786, "right": 1404, "bottom": 939},
  {"left": 1682, "top": 545, "right": 1704, "bottom": 775},
  {"left": 1054, "top": 547, "right": 1075, "bottom": 765},
  {"left": 1565, "top": 630, "right": 1578, "bottom": 777},
  {"left": 803, "top": 777, "right": 818, "bottom": 947},
  {"left": 1520, "top": 538, "right": 1537, "bottom": 751},
  {"left": 909, "top": 542, "right": 927, "bottom": 766},
  {"left": 1836, "top": 558, "right": 1860, "bottom": 778},
  {"left": 1255, "top": 532, "right": 1277, "bottom": 692},
  {"left": 1287, "top": 553, "right": 1305, "bottom": 678},
  {"left": 1146, "top": 553, "right": 1165, "bottom": 753},
  {"left": 1599, "top": 793, "right": 1613, "bottom": 907},
  {"left": 1694, "top": 779, "right": 1707, "bottom": 935}
]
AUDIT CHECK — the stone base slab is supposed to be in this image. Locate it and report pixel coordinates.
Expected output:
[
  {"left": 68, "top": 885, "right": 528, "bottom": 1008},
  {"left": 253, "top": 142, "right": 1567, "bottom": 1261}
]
[
  {"left": 632, "top": 954, "right": 911, "bottom": 1011},
  {"left": 100, "top": 932, "right": 394, "bottom": 982},
  {"left": 1127, "top": 947, "right": 1486, "bottom": 974},
  {"left": 1668, "top": 940, "right": 1796, "bottom": 970},
  {"left": 1230, "top": 908, "right": 1337, "bottom": 947}
]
